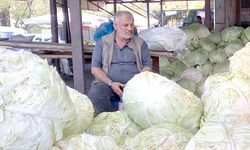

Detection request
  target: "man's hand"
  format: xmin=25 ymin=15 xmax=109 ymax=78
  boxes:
xmin=111 ymin=82 xmax=125 ymax=97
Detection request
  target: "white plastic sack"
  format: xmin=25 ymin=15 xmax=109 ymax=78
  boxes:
xmin=139 ymin=27 xmax=187 ymax=52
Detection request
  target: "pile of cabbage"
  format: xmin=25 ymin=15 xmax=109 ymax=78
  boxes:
xmin=0 ymin=47 xmax=204 ymax=149
xmin=160 ymin=24 xmax=250 ymax=97
xmin=2 ymin=42 xmax=250 ymax=149
xmin=186 ymin=42 xmax=250 ymax=149
xmin=0 ymin=47 xmax=94 ymax=149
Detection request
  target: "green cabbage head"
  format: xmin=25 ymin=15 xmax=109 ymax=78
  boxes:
xmin=56 ymin=133 xmax=119 ymax=150
xmin=185 ymin=122 xmax=250 ymax=150
xmin=125 ymin=123 xmax=193 ymax=150
xmin=241 ymin=26 xmax=250 ymax=45
xmin=186 ymin=49 xmax=208 ymax=66
xmin=229 ymin=42 xmax=250 ymax=77
xmin=189 ymin=23 xmax=211 ymax=38
xmin=63 ymin=87 xmax=94 ymax=138
xmin=123 ymin=71 xmax=203 ymax=133
xmin=222 ymin=26 xmax=244 ymax=42
xmin=87 ymin=111 xmax=142 ymax=145
xmin=201 ymin=72 xmax=250 ymax=125
xmin=224 ymin=39 xmax=243 ymax=57
xmin=199 ymin=38 xmax=216 ymax=53
xmin=207 ymin=32 xmax=222 ymax=44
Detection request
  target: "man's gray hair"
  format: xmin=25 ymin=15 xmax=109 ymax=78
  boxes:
xmin=114 ymin=11 xmax=134 ymax=23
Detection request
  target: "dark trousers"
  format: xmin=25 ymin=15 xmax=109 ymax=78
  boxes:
xmin=87 ymin=82 xmax=120 ymax=116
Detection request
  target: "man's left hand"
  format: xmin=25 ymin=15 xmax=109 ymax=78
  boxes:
xmin=111 ymin=82 xmax=125 ymax=97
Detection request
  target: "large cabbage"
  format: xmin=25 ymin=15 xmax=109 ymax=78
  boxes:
xmin=203 ymin=72 xmax=232 ymax=93
xmin=180 ymin=27 xmax=196 ymax=41
xmin=185 ymin=122 xmax=250 ymax=150
xmin=186 ymin=49 xmax=208 ymax=66
xmin=241 ymin=26 xmax=250 ymax=45
xmin=208 ymin=48 xmax=227 ymax=63
xmin=87 ymin=111 xmax=141 ymax=145
xmin=229 ymin=42 xmax=250 ymax=77
xmin=213 ymin=61 xmax=229 ymax=74
xmin=201 ymin=74 xmax=250 ymax=125
xmin=201 ymin=62 xmax=213 ymax=76
xmin=207 ymin=32 xmax=222 ymax=44
xmin=0 ymin=48 xmax=75 ymax=149
xmin=221 ymin=26 xmax=244 ymax=42
xmin=224 ymin=40 xmax=244 ymax=57
xmin=125 ymin=123 xmax=193 ymax=150
xmin=55 ymin=133 xmax=119 ymax=150
xmin=180 ymin=67 xmax=203 ymax=83
xmin=0 ymin=112 xmax=60 ymax=150
xmin=123 ymin=71 xmax=203 ymax=133
xmin=63 ymin=87 xmax=94 ymax=138
xmin=199 ymin=38 xmax=216 ymax=53
xmin=159 ymin=57 xmax=187 ymax=79
xmin=189 ymin=23 xmax=211 ymax=38
xmin=177 ymin=78 xmax=197 ymax=93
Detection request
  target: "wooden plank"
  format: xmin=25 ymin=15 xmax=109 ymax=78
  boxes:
xmin=69 ymin=0 xmax=86 ymax=94
xmin=38 ymin=54 xmax=73 ymax=59
xmin=0 ymin=41 xmax=176 ymax=76
xmin=0 ymin=41 xmax=72 ymax=51
xmin=37 ymin=54 xmax=92 ymax=59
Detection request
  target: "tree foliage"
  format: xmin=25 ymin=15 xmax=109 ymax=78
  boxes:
xmin=0 ymin=0 xmax=50 ymax=27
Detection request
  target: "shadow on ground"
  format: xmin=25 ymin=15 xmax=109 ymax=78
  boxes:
xmin=60 ymin=63 xmax=94 ymax=94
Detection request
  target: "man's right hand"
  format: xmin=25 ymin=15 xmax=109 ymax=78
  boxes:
xmin=111 ymin=82 xmax=125 ymax=97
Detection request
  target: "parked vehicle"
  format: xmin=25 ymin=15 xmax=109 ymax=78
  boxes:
xmin=0 ymin=26 xmax=27 ymax=40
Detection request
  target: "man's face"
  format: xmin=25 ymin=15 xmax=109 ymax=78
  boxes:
xmin=114 ymin=15 xmax=134 ymax=39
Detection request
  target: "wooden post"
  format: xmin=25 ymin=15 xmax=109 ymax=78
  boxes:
xmin=62 ymin=0 xmax=71 ymax=43
xmin=50 ymin=0 xmax=60 ymax=72
xmin=235 ymin=0 xmax=241 ymax=26
xmin=69 ymin=0 xmax=86 ymax=94
xmin=205 ymin=0 xmax=211 ymax=29
xmin=146 ymin=0 xmax=150 ymax=28
xmin=113 ymin=0 xmax=117 ymax=13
